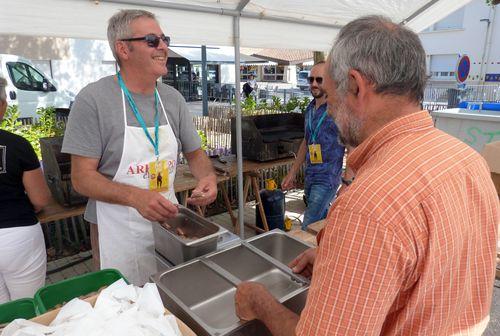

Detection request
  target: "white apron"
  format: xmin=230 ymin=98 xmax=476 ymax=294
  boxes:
xmin=96 ymin=89 xmax=178 ymax=285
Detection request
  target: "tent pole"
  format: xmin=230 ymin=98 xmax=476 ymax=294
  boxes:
xmin=233 ymin=15 xmax=244 ymax=239
xmin=201 ymin=45 xmax=208 ymax=116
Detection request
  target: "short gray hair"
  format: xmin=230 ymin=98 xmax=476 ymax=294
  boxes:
xmin=107 ymin=9 xmax=157 ymax=63
xmin=0 ymin=76 xmax=7 ymax=103
xmin=329 ymin=15 xmax=427 ymax=103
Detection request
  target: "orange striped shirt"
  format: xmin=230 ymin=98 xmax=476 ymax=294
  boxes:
xmin=296 ymin=111 xmax=499 ymax=335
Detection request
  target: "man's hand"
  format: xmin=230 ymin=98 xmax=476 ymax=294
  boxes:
xmin=281 ymin=172 xmax=296 ymax=191
xmin=129 ymin=188 xmax=179 ymax=221
xmin=288 ymin=248 xmax=316 ymax=279
xmin=187 ymin=174 xmax=217 ymax=206
xmin=236 ymin=282 xmax=301 ymax=336
xmin=235 ymin=282 xmax=272 ymax=321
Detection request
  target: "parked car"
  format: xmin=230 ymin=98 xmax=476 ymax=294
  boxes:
xmin=0 ymin=54 xmax=74 ymax=119
xmin=297 ymin=70 xmax=310 ymax=91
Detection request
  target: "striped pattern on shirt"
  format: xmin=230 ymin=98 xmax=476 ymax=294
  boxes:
xmin=296 ymin=111 xmax=499 ymax=335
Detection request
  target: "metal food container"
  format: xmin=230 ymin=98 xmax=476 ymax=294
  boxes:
xmin=152 ymin=230 xmax=311 ymax=336
xmin=153 ymin=206 xmax=227 ymax=265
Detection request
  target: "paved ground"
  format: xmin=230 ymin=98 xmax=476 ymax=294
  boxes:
xmin=46 ymin=190 xmax=500 ymax=334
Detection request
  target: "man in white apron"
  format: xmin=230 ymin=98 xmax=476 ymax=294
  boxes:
xmin=62 ymin=9 xmax=217 ymax=285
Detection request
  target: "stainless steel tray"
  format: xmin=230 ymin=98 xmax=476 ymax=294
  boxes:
xmin=153 ymin=205 xmax=227 ymax=265
xmin=152 ymin=230 xmax=311 ymax=336
xmin=247 ymin=229 xmax=313 ymax=265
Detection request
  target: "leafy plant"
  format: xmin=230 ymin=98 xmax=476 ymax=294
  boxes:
xmin=271 ymin=96 xmax=282 ymax=110
xmin=0 ymin=105 xmax=23 ymax=135
xmin=299 ymin=96 xmax=311 ymax=114
xmin=0 ymin=105 xmax=65 ymax=158
xmin=284 ymin=97 xmax=299 ymax=112
xmin=32 ymin=107 xmax=65 ymax=138
xmin=231 ymin=95 xmax=311 ymax=116
xmin=486 ymin=0 xmax=499 ymax=6
xmin=197 ymin=130 xmax=208 ymax=150
xmin=241 ymin=96 xmax=257 ymax=113
xmin=256 ymin=99 xmax=269 ymax=110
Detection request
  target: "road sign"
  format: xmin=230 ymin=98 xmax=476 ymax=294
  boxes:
xmin=456 ymin=55 xmax=470 ymax=83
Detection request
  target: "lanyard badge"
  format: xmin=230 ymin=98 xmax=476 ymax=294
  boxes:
xmin=148 ymin=159 xmax=169 ymax=192
xmin=117 ymin=72 xmax=168 ymax=191
xmin=308 ymin=108 xmax=327 ymax=164
xmin=117 ymin=72 xmax=160 ymax=157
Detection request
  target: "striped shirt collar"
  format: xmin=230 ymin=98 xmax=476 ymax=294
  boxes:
xmin=348 ymin=110 xmax=433 ymax=172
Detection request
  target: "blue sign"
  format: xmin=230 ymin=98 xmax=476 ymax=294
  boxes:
xmin=456 ymin=55 xmax=470 ymax=83
xmin=485 ymin=73 xmax=500 ymax=82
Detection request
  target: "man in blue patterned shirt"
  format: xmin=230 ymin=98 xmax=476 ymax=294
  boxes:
xmin=282 ymin=61 xmax=346 ymax=229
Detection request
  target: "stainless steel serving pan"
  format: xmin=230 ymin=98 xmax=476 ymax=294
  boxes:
xmin=152 ymin=229 xmax=312 ymax=336
xmin=153 ymin=205 xmax=227 ymax=265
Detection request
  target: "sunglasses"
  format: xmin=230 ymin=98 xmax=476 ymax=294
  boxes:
xmin=120 ymin=34 xmax=171 ymax=48
xmin=308 ymin=76 xmax=323 ymax=84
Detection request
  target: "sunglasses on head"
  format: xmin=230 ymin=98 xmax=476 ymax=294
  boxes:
xmin=120 ymin=34 xmax=170 ymax=48
xmin=308 ymin=76 xmax=323 ymax=84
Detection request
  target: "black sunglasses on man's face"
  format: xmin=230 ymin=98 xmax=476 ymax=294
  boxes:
xmin=308 ymin=76 xmax=323 ymax=84
xmin=120 ymin=34 xmax=170 ymax=48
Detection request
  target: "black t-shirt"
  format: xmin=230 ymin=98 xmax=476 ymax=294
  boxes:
xmin=0 ymin=130 xmax=40 ymax=228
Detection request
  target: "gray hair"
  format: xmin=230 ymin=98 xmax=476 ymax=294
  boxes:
xmin=107 ymin=9 xmax=157 ymax=63
xmin=0 ymin=76 xmax=7 ymax=103
xmin=329 ymin=15 xmax=427 ymax=103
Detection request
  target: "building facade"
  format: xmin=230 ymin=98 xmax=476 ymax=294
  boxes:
xmin=419 ymin=0 xmax=500 ymax=86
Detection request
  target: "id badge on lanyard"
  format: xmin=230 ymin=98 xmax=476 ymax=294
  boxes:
xmin=308 ymin=108 xmax=327 ymax=165
xmin=149 ymin=158 xmax=169 ymax=192
xmin=308 ymin=144 xmax=323 ymax=164
xmin=118 ymin=72 xmax=170 ymax=192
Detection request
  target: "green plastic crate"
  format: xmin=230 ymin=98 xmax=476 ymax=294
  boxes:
xmin=0 ymin=298 xmax=37 ymax=324
xmin=34 ymin=268 xmax=126 ymax=314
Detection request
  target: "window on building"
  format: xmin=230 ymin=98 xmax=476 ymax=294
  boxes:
xmin=429 ymin=54 xmax=459 ymax=80
xmin=240 ymin=65 xmax=258 ymax=81
xmin=423 ymin=7 xmax=465 ymax=32
xmin=262 ymin=65 xmax=285 ymax=81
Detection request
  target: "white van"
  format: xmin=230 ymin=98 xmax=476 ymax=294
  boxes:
xmin=0 ymin=54 xmax=74 ymax=119
xmin=297 ymin=70 xmax=310 ymax=91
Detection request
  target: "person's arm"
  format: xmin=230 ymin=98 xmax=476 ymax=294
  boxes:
xmin=184 ymin=149 xmax=217 ymax=206
xmin=282 ymin=139 xmax=307 ymax=190
xmin=71 ymin=155 xmax=178 ymax=221
xmin=23 ymin=168 xmax=51 ymax=213
xmin=235 ymin=282 xmax=300 ymax=336
xmin=295 ymin=210 xmax=409 ymax=335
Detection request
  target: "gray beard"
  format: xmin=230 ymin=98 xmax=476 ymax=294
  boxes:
xmin=332 ymin=99 xmax=362 ymax=148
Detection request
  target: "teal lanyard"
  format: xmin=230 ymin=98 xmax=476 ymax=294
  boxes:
xmin=308 ymin=107 xmax=327 ymax=144
xmin=117 ymin=72 xmax=160 ymax=157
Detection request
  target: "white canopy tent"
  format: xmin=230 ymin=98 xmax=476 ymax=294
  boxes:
xmin=0 ymin=0 xmax=473 ymax=237
xmin=1 ymin=0 xmax=473 ymax=50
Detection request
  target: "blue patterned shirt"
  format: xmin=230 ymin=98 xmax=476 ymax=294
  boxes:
xmin=304 ymin=100 xmax=345 ymax=188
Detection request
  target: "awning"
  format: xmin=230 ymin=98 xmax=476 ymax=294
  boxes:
xmin=0 ymin=0 xmax=474 ymax=237
xmin=0 ymin=0 xmax=473 ymax=50
xmin=169 ymin=46 xmax=269 ymax=64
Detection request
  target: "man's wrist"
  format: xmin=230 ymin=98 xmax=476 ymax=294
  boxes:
xmin=252 ymin=288 xmax=275 ymax=321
